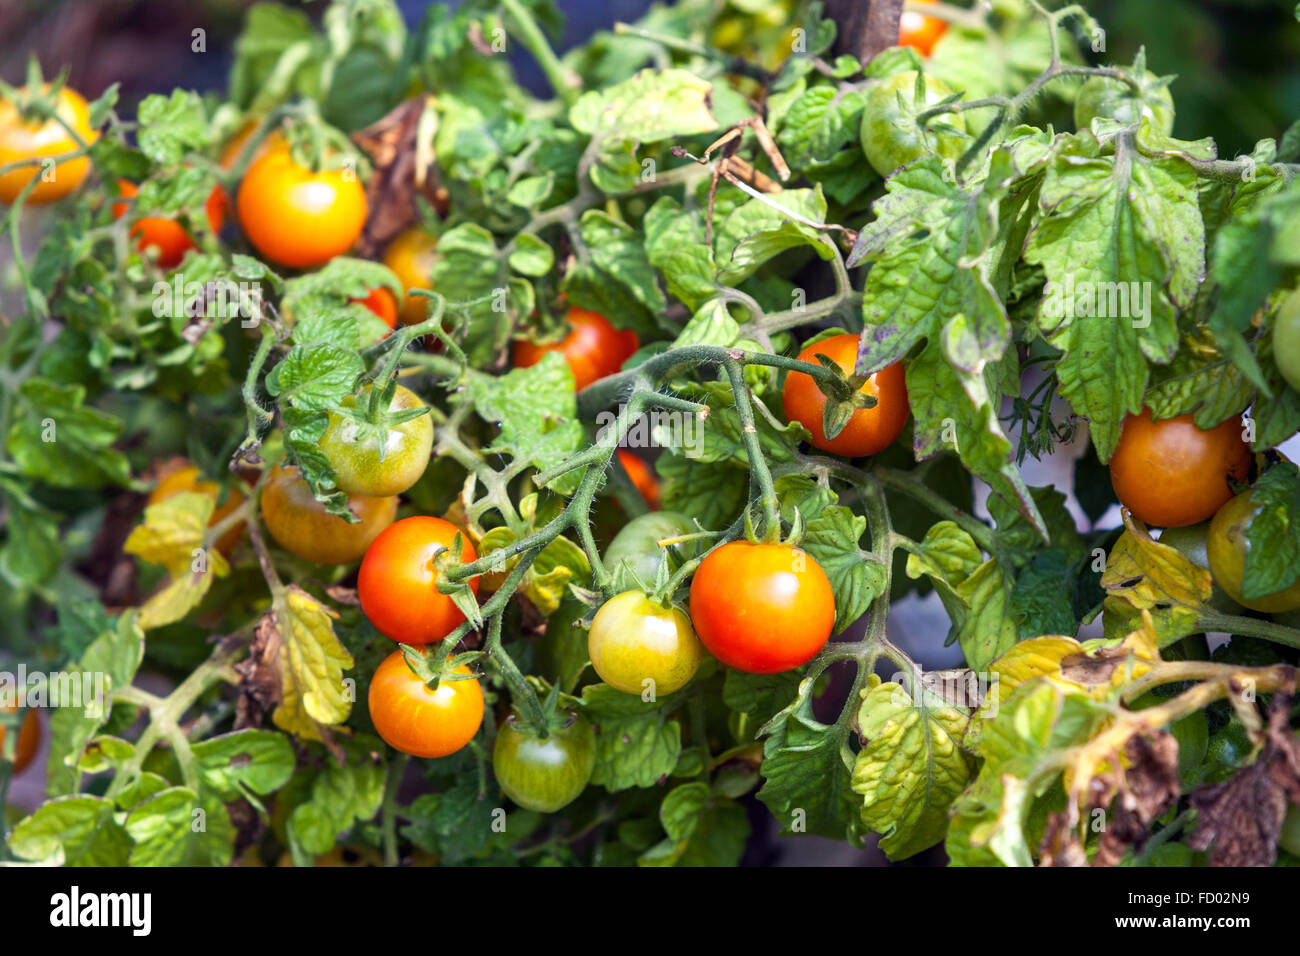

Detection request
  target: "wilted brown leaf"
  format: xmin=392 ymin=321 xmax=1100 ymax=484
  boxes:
xmin=233 ymin=611 xmax=281 ymax=730
xmin=351 ymin=98 xmax=448 ymax=257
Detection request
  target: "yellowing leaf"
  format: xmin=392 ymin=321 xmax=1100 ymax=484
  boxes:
xmin=125 ymin=493 xmax=229 ymax=630
xmin=1101 ymin=512 xmax=1210 ymax=644
xmin=272 ymin=586 xmax=353 ymax=740
xmin=851 ymin=675 xmax=974 ymax=860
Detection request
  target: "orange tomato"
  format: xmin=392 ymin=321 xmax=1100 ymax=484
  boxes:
xmin=899 ymin=0 xmax=947 ymax=57
xmin=512 ymin=307 xmax=640 ymax=391
xmin=0 ymin=85 xmax=99 ymax=204
xmin=112 ymin=180 xmax=227 ymax=268
xmin=382 ymin=227 xmax=440 ymax=325
xmin=368 ymin=651 xmax=484 ymax=758
xmin=1108 ymin=409 xmax=1251 ymax=528
xmin=0 ymin=706 xmax=40 ymax=774
xmin=782 ymin=334 xmax=909 ymax=457
xmin=236 ymin=145 xmax=367 ymax=268
xmin=617 ymin=450 xmax=660 ymax=510
xmin=352 ymin=286 xmax=398 ymax=330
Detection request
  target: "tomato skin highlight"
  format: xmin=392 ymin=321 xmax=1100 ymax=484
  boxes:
xmin=383 ymin=227 xmax=440 ymax=325
xmin=898 ymin=0 xmax=947 ymax=56
xmin=368 ymin=651 xmax=483 ymax=758
xmin=260 ymin=462 xmax=397 ymax=566
xmin=616 ymin=450 xmax=660 ymax=509
xmin=589 ymin=590 xmax=703 ymax=696
xmin=1108 ymin=409 xmax=1250 ymax=528
xmin=0 ymin=706 xmax=40 ymax=774
xmin=512 ymin=307 xmax=640 ymax=391
xmin=1207 ymin=490 xmax=1300 ymax=613
xmin=492 ymin=711 xmax=595 ymax=813
xmin=0 ymin=85 xmax=99 ymax=204
xmin=236 ymin=145 xmax=367 ymax=268
xmin=689 ymin=541 xmax=836 ymax=674
xmin=782 ymin=334 xmax=909 ymax=457
xmin=318 ymin=384 xmax=433 ymax=498
xmin=358 ymin=516 xmax=479 ymax=645
xmin=149 ymin=462 xmax=246 ymax=555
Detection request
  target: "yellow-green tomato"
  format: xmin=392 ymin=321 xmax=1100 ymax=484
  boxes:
xmin=319 ymin=384 xmax=433 ymax=498
xmin=1207 ymin=490 xmax=1300 ymax=613
xmin=492 ymin=710 xmax=595 ymax=813
xmin=859 ymin=70 xmax=967 ymax=178
xmin=588 ymin=590 xmax=703 ymax=697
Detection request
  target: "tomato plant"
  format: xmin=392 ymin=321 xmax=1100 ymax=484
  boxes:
xmin=512 ymin=307 xmax=640 ymax=390
xmin=5 ymin=0 xmax=1300 ymax=875
xmin=690 ymin=541 xmax=835 ymax=674
xmin=859 ymin=70 xmax=966 ymax=177
xmin=368 ymin=651 xmax=483 ymax=758
xmin=0 ymin=83 xmax=98 ymax=204
xmin=589 ymin=590 xmax=703 ymax=695
xmin=260 ymin=461 xmax=397 ymax=565
xmin=236 ymin=143 xmax=368 ymax=267
xmin=782 ymin=333 xmax=909 ymax=456
xmin=492 ymin=708 xmax=596 ymax=813
xmin=358 ymin=516 xmax=479 ymax=645
xmin=1108 ymin=409 xmax=1251 ymax=528
xmin=319 ymin=384 xmax=434 ymax=497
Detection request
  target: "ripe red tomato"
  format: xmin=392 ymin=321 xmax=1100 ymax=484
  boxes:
xmin=113 ymin=180 xmax=227 ymax=268
xmin=689 ymin=541 xmax=836 ymax=674
xmin=358 ymin=516 xmax=479 ymax=644
xmin=1206 ymin=489 xmax=1300 ymax=613
xmin=589 ymin=590 xmax=703 ymax=695
xmin=368 ymin=651 xmax=483 ymax=758
xmin=782 ymin=334 xmax=909 ymax=457
xmin=383 ymin=227 xmax=440 ymax=325
xmin=260 ymin=462 xmax=397 ymax=566
xmin=0 ymin=85 xmax=99 ymax=204
xmin=149 ymin=460 xmax=246 ymax=555
xmin=236 ymin=145 xmax=367 ymax=268
xmin=616 ymin=450 xmax=660 ymax=509
xmin=1108 ymin=409 xmax=1250 ymax=528
xmin=512 ymin=307 xmax=639 ymax=391
xmin=0 ymin=706 xmax=40 ymax=774
xmin=352 ymin=287 xmax=398 ymax=330
xmin=492 ymin=709 xmax=596 ymax=813
xmin=898 ymin=0 xmax=947 ymax=56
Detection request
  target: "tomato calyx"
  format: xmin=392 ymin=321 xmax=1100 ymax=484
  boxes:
xmin=507 ymin=683 xmax=581 ymax=740
xmin=431 ymin=531 xmax=483 ymax=626
xmin=399 ymin=646 xmax=482 ymax=691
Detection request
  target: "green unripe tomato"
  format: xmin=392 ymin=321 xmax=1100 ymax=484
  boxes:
xmin=1207 ymin=490 xmax=1300 ymax=613
xmin=603 ymin=510 xmax=699 ymax=585
xmin=1157 ymin=522 xmax=1245 ymax=614
xmin=1074 ymin=70 xmax=1174 ymax=136
xmin=318 ymin=384 xmax=434 ymax=498
xmin=860 ymin=70 xmax=967 ymax=178
xmin=1272 ymin=289 xmax=1300 ymax=393
xmin=492 ymin=710 xmax=596 ymax=814
xmin=588 ymin=590 xmax=704 ymax=696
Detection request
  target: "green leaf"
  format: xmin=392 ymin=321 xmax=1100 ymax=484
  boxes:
xmin=6 ymin=378 xmax=130 ymax=488
xmin=191 ymin=730 xmax=297 ymax=800
xmin=714 ymin=187 xmax=833 ymax=285
xmin=287 ymin=737 xmax=386 ymax=855
xmin=135 ymin=90 xmax=212 ymax=165
xmin=267 ymin=344 xmax=364 ymax=411
xmin=851 ymin=676 xmax=974 ymax=860
xmin=124 ymin=787 xmax=235 ymax=866
xmin=1242 ymin=463 xmax=1300 ymax=597
xmin=570 ymin=67 xmax=717 ymax=145
xmin=462 ymin=353 xmax=586 ymax=495
xmin=644 ymin=196 xmax=717 ymax=311
xmin=508 ymin=233 xmax=555 ymax=277
xmin=9 ymin=795 xmax=132 ymax=865
xmin=801 ymin=505 xmax=886 ymax=634
xmin=578 ymin=209 xmax=667 ymax=316
xmin=581 ymin=682 xmax=683 ymax=790
xmin=638 ymin=782 xmax=748 ymax=866
xmin=756 ymin=673 xmax=861 ymax=842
